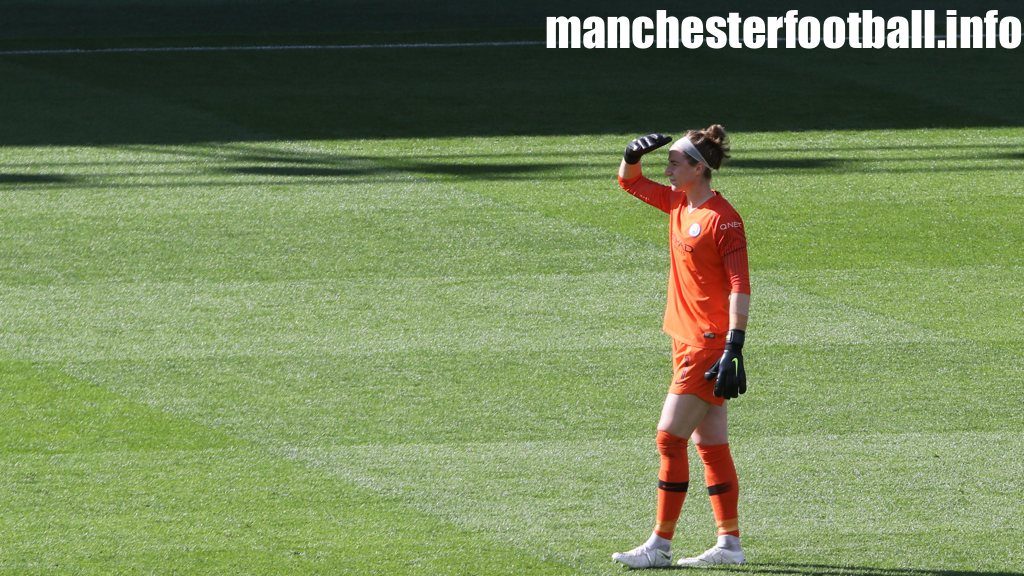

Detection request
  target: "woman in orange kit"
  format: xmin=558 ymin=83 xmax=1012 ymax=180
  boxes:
xmin=611 ymin=126 xmax=750 ymax=569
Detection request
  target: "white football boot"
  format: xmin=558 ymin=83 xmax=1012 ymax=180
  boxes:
xmin=611 ymin=544 xmax=673 ymax=569
xmin=676 ymin=545 xmax=745 ymax=567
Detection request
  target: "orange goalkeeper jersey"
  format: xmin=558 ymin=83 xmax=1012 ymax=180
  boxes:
xmin=619 ymin=174 xmax=750 ymax=349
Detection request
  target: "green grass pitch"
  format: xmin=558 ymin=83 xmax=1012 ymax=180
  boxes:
xmin=1 ymin=4 xmax=1023 ymax=575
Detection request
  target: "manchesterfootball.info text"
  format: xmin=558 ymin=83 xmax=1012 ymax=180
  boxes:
xmin=547 ymin=10 xmax=1023 ymax=49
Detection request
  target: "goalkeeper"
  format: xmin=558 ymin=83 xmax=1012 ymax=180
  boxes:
xmin=612 ymin=125 xmax=751 ymax=569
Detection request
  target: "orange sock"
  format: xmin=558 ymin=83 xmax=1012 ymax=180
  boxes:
xmin=654 ymin=430 xmax=689 ymax=540
xmin=696 ymin=443 xmax=740 ymax=537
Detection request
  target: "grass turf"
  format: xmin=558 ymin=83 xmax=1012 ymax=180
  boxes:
xmin=1 ymin=6 xmax=1023 ymax=573
xmin=1 ymin=129 xmax=1022 ymax=575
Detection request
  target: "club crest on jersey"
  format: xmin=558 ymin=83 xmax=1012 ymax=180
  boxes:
xmin=688 ymin=223 xmax=701 ymax=237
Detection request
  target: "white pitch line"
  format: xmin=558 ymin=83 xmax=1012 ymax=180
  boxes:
xmin=0 ymin=40 xmax=545 ymax=57
xmin=0 ymin=36 xmax=975 ymax=56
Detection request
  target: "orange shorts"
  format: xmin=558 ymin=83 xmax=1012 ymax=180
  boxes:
xmin=671 ymin=339 xmax=726 ymax=406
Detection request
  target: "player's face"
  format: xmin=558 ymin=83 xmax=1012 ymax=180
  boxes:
xmin=665 ymin=150 xmax=702 ymax=192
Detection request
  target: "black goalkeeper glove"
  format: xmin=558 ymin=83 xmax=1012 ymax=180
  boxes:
xmin=704 ymin=329 xmax=747 ymax=399
xmin=623 ymin=133 xmax=672 ymax=165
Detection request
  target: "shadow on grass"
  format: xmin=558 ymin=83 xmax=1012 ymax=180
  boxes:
xmin=991 ymin=152 xmax=1024 ymax=160
xmin=713 ymin=563 xmax=1024 ymax=576
xmin=215 ymin=144 xmax=1024 ymax=181
xmin=223 ymin=161 xmax=577 ymax=180
xmin=0 ymin=173 xmax=78 ymax=184
xmin=226 ymin=166 xmax=374 ymax=178
xmin=4 ymin=143 xmax=1021 ymax=191
xmin=728 ymin=159 xmax=849 ymax=170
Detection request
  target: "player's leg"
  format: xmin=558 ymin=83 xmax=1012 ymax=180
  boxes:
xmin=655 ymin=392 xmax=712 ymax=541
xmin=612 ymin=393 xmax=711 ymax=569
xmin=678 ymin=403 xmax=745 ymax=566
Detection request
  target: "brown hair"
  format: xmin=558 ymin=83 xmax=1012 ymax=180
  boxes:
xmin=683 ymin=124 xmax=730 ymax=179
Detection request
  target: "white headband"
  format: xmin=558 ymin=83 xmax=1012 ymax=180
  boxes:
xmin=669 ymin=137 xmax=713 ymax=171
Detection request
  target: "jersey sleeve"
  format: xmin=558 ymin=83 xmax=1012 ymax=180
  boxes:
xmin=713 ymin=214 xmax=751 ymax=295
xmin=617 ymin=174 xmax=673 ymax=214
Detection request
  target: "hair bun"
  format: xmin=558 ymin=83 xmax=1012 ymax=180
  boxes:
xmin=703 ymin=124 xmax=728 ymax=146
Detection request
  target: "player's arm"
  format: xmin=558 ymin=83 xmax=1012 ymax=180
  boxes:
xmin=619 ymin=157 xmax=641 ymax=180
xmin=617 ymin=133 xmax=674 ymax=213
xmin=706 ymin=222 xmax=751 ymax=398
xmin=706 ymin=293 xmax=751 ymax=400
xmin=729 ymin=292 xmax=749 ymax=332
